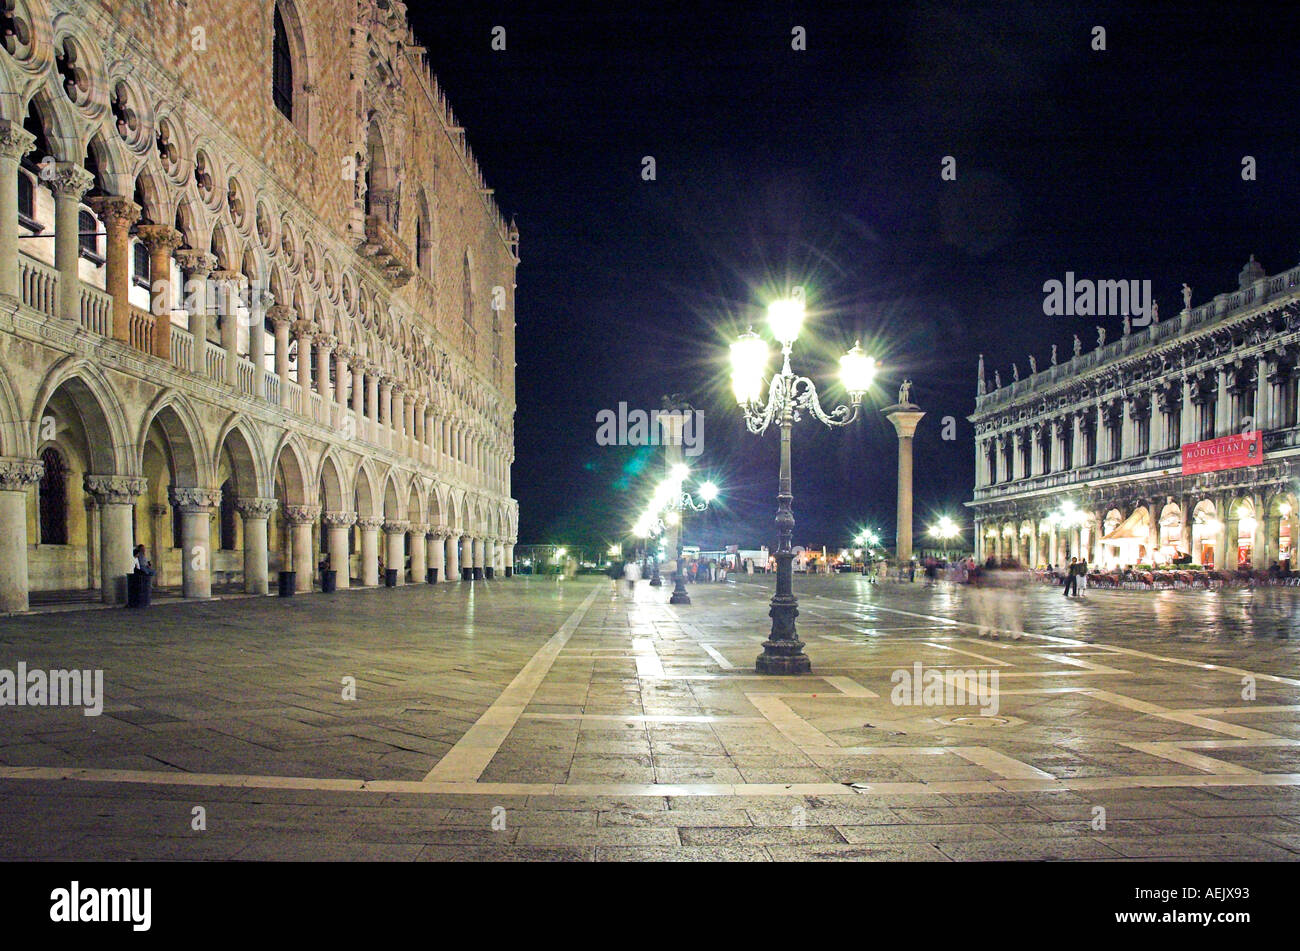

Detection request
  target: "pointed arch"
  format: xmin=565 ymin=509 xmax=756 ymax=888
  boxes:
xmin=138 ymin=389 xmax=213 ymax=488
xmin=270 ymin=431 xmax=310 ymax=505
xmin=213 ymin=414 xmax=267 ymax=499
xmin=31 ymin=358 xmax=133 ymax=474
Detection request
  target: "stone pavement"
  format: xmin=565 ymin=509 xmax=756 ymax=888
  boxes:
xmin=3 ymin=574 xmax=1300 ymax=860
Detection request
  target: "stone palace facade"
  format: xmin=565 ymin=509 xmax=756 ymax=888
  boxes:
xmin=0 ymin=0 xmax=519 ymax=611
xmin=969 ymin=256 xmax=1300 ymax=572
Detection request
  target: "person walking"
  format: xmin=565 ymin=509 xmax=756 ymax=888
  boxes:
xmin=1076 ymin=556 xmax=1089 ymax=596
xmin=1063 ymin=557 xmax=1078 ymax=597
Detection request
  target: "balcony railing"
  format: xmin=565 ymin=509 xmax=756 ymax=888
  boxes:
xmin=170 ymin=324 xmax=193 ymax=372
xmin=79 ymin=284 xmax=112 ymax=337
xmin=263 ymin=372 xmax=280 ymax=405
xmin=128 ymin=306 xmax=154 ymax=355
xmin=236 ymin=358 xmax=256 ymax=397
xmin=204 ymin=340 xmax=226 ymax=382
xmin=19 ymin=255 xmax=58 ymax=318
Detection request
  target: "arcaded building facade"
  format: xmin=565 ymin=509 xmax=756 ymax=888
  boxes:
xmin=0 ymin=0 xmax=519 ymax=611
xmin=969 ymin=256 xmax=1300 ymax=572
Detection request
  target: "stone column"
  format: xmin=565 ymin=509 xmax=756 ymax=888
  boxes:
xmin=87 ymin=196 xmax=141 ymax=342
xmin=445 ymin=533 xmax=461 ymax=581
xmin=51 ymin=163 xmax=94 ymax=324
xmin=883 ymin=401 xmax=926 ymax=564
xmin=384 ymin=520 xmax=408 ymax=585
xmin=0 ymin=458 xmax=43 ymax=612
xmin=334 ymin=348 xmax=351 ymax=410
xmin=322 ymin=511 xmax=356 ymax=589
xmin=175 ymin=249 xmax=216 ymax=343
xmin=315 ymin=333 xmax=335 ymax=409
xmin=293 ymin=319 xmax=314 ymax=393
xmin=267 ymin=306 xmax=294 ymax=404
xmin=136 ymin=224 xmax=183 ymax=359
xmin=1215 ymin=366 xmax=1231 ymax=437
xmin=427 ymin=529 xmax=445 ymax=582
xmin=484 ymin=537 xmax=496 ymax=579
xmin=504 ymin=541 xmax=515 ymax=577
xmin=85 ymin=475 xmax=148 ymax=604
xmin=170 ymin=487 xmax=220 ymax=599
xmin=408 ymin=523 xmax=426 ymax=583
xmin=212 ymin=270 xmax=244 ymax=385
xmin=357 ymin=516 xmax=383 ymax=586
xmin=0 ymin=122 xmax=35 ymax=301
xmin=391 ymin=385 xmax=406 ymax=453
xmin=472 ymin=536 xmax=485 ymax=581
xmin=284 ymin=504 xmax=320 ymax=592
xmin=380 ymin=379 xmax=393 ymax=449
xmin=84 ymin=495 xmax=99 ymax=590
xmin=367 ymin=369 xmax=381 ymax=437
xmin=352 ymin=361 xmax=366 ymax=420
xmin=405 ymin=397 xmax=417 ymax=457
xmin=235 ymin=497 xmax=275 ymax=594
xmin=148 ymin=502 xmax=167 ymax=574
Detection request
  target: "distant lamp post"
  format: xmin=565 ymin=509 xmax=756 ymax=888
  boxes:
xmin=637 ymin=470 xmax=719 ymax=604
xmin=731 ymin=297 xmax=876 ymax=674
xmin=928 ymin=516 xmax=960 ymax=552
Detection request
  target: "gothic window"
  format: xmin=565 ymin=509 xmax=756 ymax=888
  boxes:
xmin=38 ymin=447 xmax=67 ymax=545
xmin=272 ymin=4 xmax=294 ymax=121
xmin=16 ymin=169 xmax=37 ymax=230
xmin=133 ymin=241 xmax=150 ymax=289
xmin=78 ymin=209 xmax=103 ymax=264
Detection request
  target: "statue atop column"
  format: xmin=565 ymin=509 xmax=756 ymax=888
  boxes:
xmin=1050 ymin=344 xmax=1058 ymax=366
xmin=1073 ymin=334 xmax=1082 ymax=358
xmin=1096 ymin=326 xmax=1106 ymax=348
xmin=1028 ymin=354 xmax=1036 ymax=375
xmin=898 ymin=379 xmax=913 ymax=405
xmin=1182 ymin=283 xmax=1192 ymax=311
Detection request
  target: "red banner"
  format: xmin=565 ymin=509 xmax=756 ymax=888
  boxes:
xmin=1181 ymin=431 xmax=1263 ymax=475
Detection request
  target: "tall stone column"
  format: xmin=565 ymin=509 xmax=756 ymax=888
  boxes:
xmin=322 ymin=511 xmax=356 ymax=589
xmin=84 ymin=495 xmax=99 ymax=590
xmin=85 ymin=475 xmax=148 ymax=604
xmin=212 ymin=270 xmax=244 ymax=385
xmin=472 ymin=536 xmax=485 ymax=581
xmin=352 ymin=361 xmax=366 ymax=421
xmin=175 ymin=249 xmax=216 ymax=343
xmin=358 ymin=516 xmax=383 ymax=586
xmin=883 ymin=399 xmax=926 ymax=564
xmin=171 ymin=487 xmax=220 ymax=599
xmin=315 ymin=333 xmax=335 ymax=409
xmin=235 ymin=497 xmax=275 ymax=594
xmin=334 ymin=348 xmax=351 ymax=410
xmin=484 ymin=537 xmax=496 ymax=579
xmin=391 ymin=385 xmax=406 ymax=452
xmin=445 ymin=533 xmax=461 ymax=581
xmin=408 ymin=523 xmax=426 ymax=584
xmin=505 ymin=541 xmax=515 ymax=577
xmin=0 ymin=458 xmax=43 ymax=613
xmin=136 ymin=224 xmax=183 ymax=360
xmin=87 ymin=196 xmax=141 ymax=342
xmin=293 ymin=319 xmax=314 ymax=393
xmin=405 ymin=398 xmax=417 ymax=456
xmin=267 ymin=306 xmax=293 ymax=404
xmin=51 ymin=163 xmax=94 ymax=324
xmin=148 ymin=503 xmax=167 ymax=575
xmin=427 ymin=529 xmax=445 ymax=582
xmin=0 ymin=122 xmax=35 ymax=301
xmin=284 ymin=504 xmax=320 ymax=592
xmin=384 ymin=520 xmax=408 ymax=585
xmin=366 ymin=368 xmax=380 ymax=438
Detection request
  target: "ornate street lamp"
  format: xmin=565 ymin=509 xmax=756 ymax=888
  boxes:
xmin=661 ymin=469 xmax=719 ymax=605
xmin=731 ymin=297 xmax=876 ymax=673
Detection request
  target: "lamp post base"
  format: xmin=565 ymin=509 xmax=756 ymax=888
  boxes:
xmin=669 ymin=587 xmax=691 ymax=605
xmin=756 ymin=598 xmax=809 ymax=673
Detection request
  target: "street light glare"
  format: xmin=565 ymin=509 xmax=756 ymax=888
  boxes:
xmin=730 ymin=329 xmax=769 ymax=405
xmin=671 ymin=462 xmax=690 ymax=481
xmin=839 ymin=340 xmax=876 ymax=400
xmin=767 ymin=298 xmax=805 ymax=346
xmin=699 ymin=480 xmax=719 ymax=502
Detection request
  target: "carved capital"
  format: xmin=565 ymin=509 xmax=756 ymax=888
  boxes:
xmin=170 ymin=486 xmax=222 ymax=513
xmin=136 ymin=223 xmax=184 ymax=255
xmin=87 ymin=196 xmax=141 ymax=230
xmin=322 ymin=510 xmax=358 ymax=528
xmin=0 ymin=122 xmax=35 ymax=161
xmin=408 ymin=522 xmax=428 ymax=535
xmin=266 ymin=304 xmax=295 ymax=329
xmin=291 ymin=318 xmax=316 ymax=339
xmin=282 ymin=503 xmax=322 ymax=524
xmin=50 ymin=162 xmax=94 ymax=199
xmin=314 ymin=333 xmax=337 ymax=353
xmin=0 ymin=457 xmax=44 ymax=491
xmin=235 ymin=497 xmax=278 ymax=520
xmin=85 ymin=474 xmax=148 ymax=505
xmin=383 ymin=519 xmax=410 ymax=535
xmin=357 ymin=516 xmax=385 ymax=531
xmin=175 ymin=249 xmax=217 ymax=278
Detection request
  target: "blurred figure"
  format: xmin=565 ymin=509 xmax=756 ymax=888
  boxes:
xmin=972 ymin=562 xmax=1025 ymax=640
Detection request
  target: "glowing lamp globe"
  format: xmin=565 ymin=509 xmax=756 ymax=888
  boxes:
xmin=730 ymin=329 xmax=768 ymax=405
xmin=699 ymin=481 xmax=719 ymax=502
xmin=767 ymin=298 xmax=805 ymax=346
xmin=839 ymin=341 xmax=875 ymax=400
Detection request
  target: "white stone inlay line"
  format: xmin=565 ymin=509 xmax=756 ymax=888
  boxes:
xmin=422 ymin=586 xmax=600 ymax=783
xmin=700 ymin=643 xmax=736 ymax=669
xmin=633 ymin=636 xmax=665 ymax=677
xmin=950 ymin=746 xmax=1056 ymax=780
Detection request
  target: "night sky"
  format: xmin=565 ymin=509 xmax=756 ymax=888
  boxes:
xmin=407 ymin=1 xmax=1300 ymax=552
